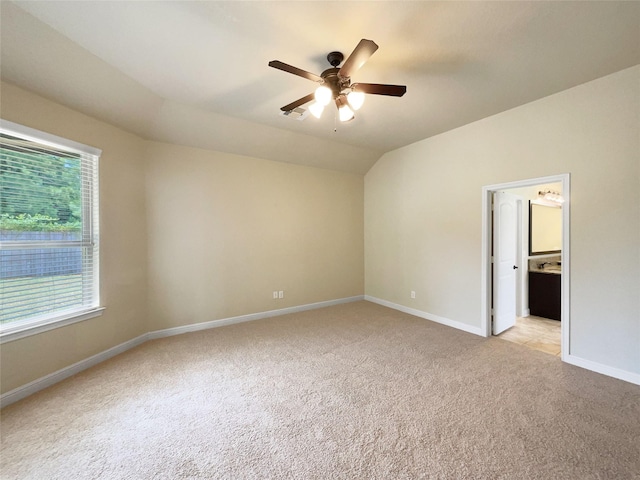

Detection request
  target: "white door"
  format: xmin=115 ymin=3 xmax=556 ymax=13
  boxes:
xmin=492 ymin=191 xmax=518 ymax=335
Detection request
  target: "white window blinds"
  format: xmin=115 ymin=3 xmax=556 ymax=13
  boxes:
xmin=0 ymin=121 xmax=101 ymax=337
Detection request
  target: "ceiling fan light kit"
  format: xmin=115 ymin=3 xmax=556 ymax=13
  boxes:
xmin=269 ymin=39 xmax=406 ymax=123
xmin=308 ymin=102 xmax=324 ymax=119
xmin=347 ymin=91 xmax=365 ymax=111
xmin=314 ymin=85 xmax=333 ymax=106
xmin=336 ymin=94 xmax=355 ymax=122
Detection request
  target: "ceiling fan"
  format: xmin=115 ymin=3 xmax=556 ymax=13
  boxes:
xmin=269 ymin=39 xmax=406 ymax=122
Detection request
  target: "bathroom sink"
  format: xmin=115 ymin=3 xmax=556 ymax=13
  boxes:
xmin=529 ymin=259 xmax=562 ymax=274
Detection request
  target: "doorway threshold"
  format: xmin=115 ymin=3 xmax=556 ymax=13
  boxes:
xmin=497 ymin=316 xmax=561 ymax=356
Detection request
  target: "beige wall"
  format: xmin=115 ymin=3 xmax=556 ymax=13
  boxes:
xmin=0 ymin=82 xmax=364 ymax=394
xmin=2 ymin=64 xmax=638 ymax=395
xmin=365 ymin=66 xmax=640 ymax=375
xmin=1 ymin=81 xmax=149 ymax=392
xmin=145 ymin=142 xmax=364 ymax=330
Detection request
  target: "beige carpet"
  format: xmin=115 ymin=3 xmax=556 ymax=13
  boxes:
xmin=1 ymin=301 xmax=639 ymax=479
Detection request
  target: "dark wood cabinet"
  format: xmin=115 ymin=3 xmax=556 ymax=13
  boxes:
xmin=529 ymin=272 xmax=561 ymax=320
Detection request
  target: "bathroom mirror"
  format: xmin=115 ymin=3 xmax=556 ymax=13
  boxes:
xmin=529 ymin=202 xmax=562 ymax=255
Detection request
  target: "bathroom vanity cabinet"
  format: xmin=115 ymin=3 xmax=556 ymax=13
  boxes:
xmin=529 ymin=271 xmax=561 ymax=320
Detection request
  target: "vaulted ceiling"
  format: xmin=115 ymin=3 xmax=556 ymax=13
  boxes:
xmin=1 ymin=1 xmax=639 ymax=174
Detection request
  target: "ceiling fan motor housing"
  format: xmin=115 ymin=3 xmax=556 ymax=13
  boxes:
xmin=327 ymin=51 xmax=344 ymax=67
xmin=322 ymin=52 xmax=350 ymax=96
xmin=321 ymin=68 xmax=349 ymax=96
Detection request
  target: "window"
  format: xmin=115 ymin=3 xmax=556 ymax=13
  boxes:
xmin=0 ymin=120 xmax=102 ymax=341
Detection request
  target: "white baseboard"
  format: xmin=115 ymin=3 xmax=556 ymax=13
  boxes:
xmin=366 ymin=296 xmax=640 ymax=386
xmin=5 ymin=295 xmax=636 ymax=407
xmin=147 ymin=296 xmax=365 ymax=340
xmin=364 ymin=295 xmax=484 ymax=336
xmin=0 ymin=333 xmax=149 ymax=408
xmin=563 ymin=353 xmax=640 ymax=386
xmin=1 ymin=296 xmax=364 ymax=408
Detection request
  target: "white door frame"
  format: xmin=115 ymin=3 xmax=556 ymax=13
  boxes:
xmin=515 ymin=197 xmax=527 ymax=318
xmin=481 ymin=174 xmax=570 ymax=360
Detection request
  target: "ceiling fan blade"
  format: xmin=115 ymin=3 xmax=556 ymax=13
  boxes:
xmin=352 ymin=83 xmax=407 ymax=97
xmin=280 ymin=93 xmax=315 ymax=112
xmin=269 ymin=61 xmax=323 ymax=83
xmin=338 ymin=39 xmax=379 ymax=78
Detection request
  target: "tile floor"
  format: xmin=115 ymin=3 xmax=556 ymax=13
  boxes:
xmin=497 ymin=315 xmax=561 ymax=356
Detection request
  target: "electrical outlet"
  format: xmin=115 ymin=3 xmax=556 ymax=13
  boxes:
xmin=273 ymin=291 xmax=278 ymax=299
xmin=278 ymin=291 xmax=284 ymax=299
xmin=411 ymin=290 xmax=416 ymax=299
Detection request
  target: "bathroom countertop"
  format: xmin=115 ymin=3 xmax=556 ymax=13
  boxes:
xmin=529 ymin=266 xmax=561 ymax=275
xmin=528 ymin=256 xmax=562 ymax=275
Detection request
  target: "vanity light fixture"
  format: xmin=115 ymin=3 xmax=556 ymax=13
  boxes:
xmin=538 ymin=190 xmax=565 ymax=205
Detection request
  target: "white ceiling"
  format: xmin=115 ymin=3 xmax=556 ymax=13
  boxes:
xmin=1 ymin=1 xmax=639 ymax=174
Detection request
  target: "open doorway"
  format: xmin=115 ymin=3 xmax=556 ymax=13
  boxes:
xmin=481 ymin=174 xmax=570 ymax=360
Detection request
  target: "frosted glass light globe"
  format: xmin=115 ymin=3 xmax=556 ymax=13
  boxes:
xmin=308 ymin=102 xmax=324 ymax=119
xmin=315 ymin=86 xmax=332 ymax=106
xmin=347 ymin=91 xmax=365 ymax=110
xmin=338 ymin=104 xmax=355 ymax=122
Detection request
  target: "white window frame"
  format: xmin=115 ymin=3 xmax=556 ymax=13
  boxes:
xmin=0 ymin=120 xmax=104 ymax=343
